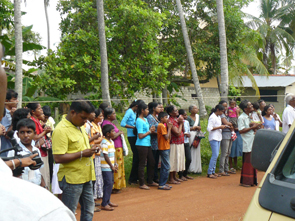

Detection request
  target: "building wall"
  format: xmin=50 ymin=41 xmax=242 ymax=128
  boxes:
xmin=242 ymin=87 xmax=285 ymax=113
xmin=285 ymin=83 xmax=295 ymax=95
xmin=134 ymin=86 xmax=220 ymax=110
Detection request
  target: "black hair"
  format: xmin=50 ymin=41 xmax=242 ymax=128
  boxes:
xmin=262 ymin=105 xmax=272 ymax=116
xmin=258 ymin=99 xmax=265 ymax=105
xmin=95 ymin=108 xmax=102 ymax=118
xmin=104 ymin=107 xmax=115 ymax=119
xmin=6 ymin=89 xmax=18 ymax=100
xmin=229 ymin=99 xmax=236 ymax=104
xmin=219 ymin=100 xmax=228 ymax=105
xmin=99 ymin=103 xmax=110 ymax=112
xmin=42 ymin=105 xmax=52 ymax=117
xmin=166 ymin=105 xmax=175 ymax=115
xmin=69 ymin=99 xmax=93 ymax=114
xmin=158 ymin=112 xmax=168 ymax=121
xmin=239 ymin=100 xmax=249 ymax=112
xmin=26 ymin=103 xmax=40 ymax=115
xmin=269 ymin=103 xmax=275 ymax=108
xmin=178 ymin=109 xmax=186 ymax=115
xmin=148 ymin=102 xmax=159 ymax=115
xmin=102 ymin=124 xmax=114 ymax=136
xmin=86 ymin=101 xmax=95 ymax=113
xmin=16 ymin=118 xmax=36 ymax=132
xmin=252 ymin=102 xmax=259 ymax=110
xmin=12 ymin=108 xmax=31 ymax=131
xmin=209 ymin=104 xmax=225 ymax=116
xmin=129 ymin=99 xmax=144 ymax=109
xmin=136 ymin=102 xmax=148 ymax=118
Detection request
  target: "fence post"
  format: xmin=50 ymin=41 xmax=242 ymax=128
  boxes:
xmin=54 ymin=107 xmax=59 ymax=123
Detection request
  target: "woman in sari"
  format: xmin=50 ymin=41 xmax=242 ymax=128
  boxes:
xmin=187 ymin=105 xmax=202 ymax=174
xmin=238 ymin=100 xmax=260 ymax=187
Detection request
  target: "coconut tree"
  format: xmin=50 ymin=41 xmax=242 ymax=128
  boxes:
xmin=96 ymin=0 xmax=111 ymax=106
xmin=216 ymin=0 xmax=228 ymax=100
xmin=44 ymin=0 xmax=50 ymax=52
xmin=246 ymin=0 xmax=295 ymax=74
xmin=14 ymin=0 xmax=22 ymax=108
xmin=175 ymin=0 xmax=207 ymax=116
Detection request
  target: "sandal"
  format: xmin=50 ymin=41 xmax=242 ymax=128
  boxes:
xmin=185 ymin=176 xmax=194 ymax=180
xmin=229 ymin=168 xmax=236 ymax=174
xmin=240 ymin=183 xmax=251 ymax=187
xmin=139 ymin=185 xmax=150 ymax=190
xmin=147 ymin=182 xmax=159 ymax=187
xmin=165 ymin=184 xmax=172 ymax=188
xmin=158 ymin=185 xmax=171 ymax=190
xmin=219 ymin=172 xmax=230 ymax=176
xmin=167 ymin=180 xmax=181 ymax=185
xmin=207 ymin=174 xmax=217 ymax=179
xmin=175 ymin=178 xmax=183 ymax=182
xmin=94 ymin=207 xmax=101 ymax=212
xmin=101 ymin=205 xmax=114 ymax=211
xmin=180 ymin=177 xmax=188 ymax=181
xmin=213 ymin=173 xmax=222 ymax=177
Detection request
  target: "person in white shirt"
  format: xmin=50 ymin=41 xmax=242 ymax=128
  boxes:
xmin=282 ymin=94 xmax=295 ymax=134
xmin=269 ymin=104 xmax=282 ymax=131
xmin=207 ymin=104 xmax=227 ymax=179
xmin=7 ymin=118 xmax=47 ymax=187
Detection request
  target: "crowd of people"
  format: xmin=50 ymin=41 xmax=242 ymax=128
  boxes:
xmin=1 ymin=83 xmax=295 ymax=220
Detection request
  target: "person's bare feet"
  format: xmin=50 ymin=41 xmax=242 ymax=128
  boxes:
xmin=175 ymin=178 xmax=183 ymax=182
xmin=185 ymin=176 xmax=193 ymax=180
xmin=180 ymin=177 xmax=187 ymax=181
xmin=139 ymin=185 xmax=150 ymax=190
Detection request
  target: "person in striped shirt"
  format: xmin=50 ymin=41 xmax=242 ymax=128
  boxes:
xmin=100 ymin=124 xmax=118 ymax=211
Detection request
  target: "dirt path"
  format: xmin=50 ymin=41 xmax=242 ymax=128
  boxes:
xmin=76 ymin=171 xmax=264 ymax=221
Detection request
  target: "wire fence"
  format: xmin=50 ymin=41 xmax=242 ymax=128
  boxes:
xmin=13 ymin=94 xmax=290 ymax=104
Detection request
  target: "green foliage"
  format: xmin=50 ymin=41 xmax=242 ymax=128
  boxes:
xmin=205 ymin=105 xmax=212 ymax=114
xmin=33 ymin=0 xmax=171 ymax=100
xmin=228 ymin=85 xmax=242 ymax=99
xmin=246 ymin=0 xmax=295 ymax=74
xmin=0 ymin=0 xmax=14 ymax=31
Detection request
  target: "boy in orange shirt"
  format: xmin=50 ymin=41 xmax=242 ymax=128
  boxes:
xmin=157 ymin=112 xmax=173 ymax=190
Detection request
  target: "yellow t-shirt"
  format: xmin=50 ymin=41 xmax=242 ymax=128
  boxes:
xmin=52 ymin=115 xmax=95 ymax=184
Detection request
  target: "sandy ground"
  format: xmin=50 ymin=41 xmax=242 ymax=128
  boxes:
xmin=75 ymin=171 xmax=264 ymax=221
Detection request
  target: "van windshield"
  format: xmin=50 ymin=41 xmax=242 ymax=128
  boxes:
xmin=282 ymin=146 xmax=295 ymax=179
xmin=274 ymin=131 xmax=295 ymax=183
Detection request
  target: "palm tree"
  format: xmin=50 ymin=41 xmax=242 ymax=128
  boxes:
xmin=96 ymin=0 xmax=111 ymax=106
xmin=14 ymin=0 xmax=22 ymax=108
xmin=216 ymin=0 xmax=228 ymax=100
xmin=246 ymin=0 xmax=295 ymax=74
xmin=44 ymin=0 xmax=50 ymax=52
xmin=175 ymin=0 xmax=207 ymax=117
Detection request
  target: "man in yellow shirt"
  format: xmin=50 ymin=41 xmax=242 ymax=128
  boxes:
xmin=52 ymin=100 xmax=98 ymax=221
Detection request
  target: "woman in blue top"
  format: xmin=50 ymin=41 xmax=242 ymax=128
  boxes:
xmin=120 ymin=100 xmax=143 ymax=185
xmin=146 ymin=102 xmax=161 ymax=183
xmin=262 ymin=105 xmax=276 ymax=130
xmin=135 ymin=102 xmax=157 ymax=190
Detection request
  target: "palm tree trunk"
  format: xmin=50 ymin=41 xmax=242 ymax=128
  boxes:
xmin=14 ymin=0 xmax=22 ymax=108
xmin=44 ymin=0 xmax=50 ymax=52
xmin=270 ymin=43 xmax=276 ymax=74
xmin=175 ymin=0 xmax=207 ymax=116
xmin=216 ymin=0 xmax=228 ymax=101
xmin=96 ymin=0 xmax=111 ymax=106
xmin=162 ymin=86 xmax=168 ymax=106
